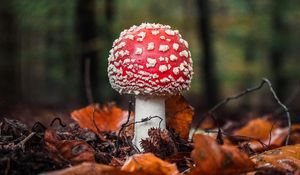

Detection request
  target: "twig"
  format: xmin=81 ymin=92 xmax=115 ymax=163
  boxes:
xmin=85 ymin=58 xmax=94 ymax=104
xmin=117 ymin=115 xmax=163 ymax=153
xmin=50 ymin=117 xmax=66 ymax=127
xmin=205 ymin=129 xmax=269 ymax=150
xmin=274 ymin=81 xmax=300 ymax=116
xmin=208 ymin=79 xmax=266 ymax=114
xmin=116 ymin=99 xmax=133 ymax=152
xmin=92 ymin=105 xmax=100 ymax=134
xmin=195 ymin=78 xmax=291 ymax=145
xmin=125 ymin=116 xmax=163 ymax=129
xmin=18 ymin=132 xmax=36 ymax=152
xmin=262 ymin=78 xmax=291 ymax=145
xmin=91 ymin=105 xmax=106 ymax=141
xmin=0 ymin=131 xmax=35 ymax=151
xmin=31 ymin=122 xmax=46 ymax=133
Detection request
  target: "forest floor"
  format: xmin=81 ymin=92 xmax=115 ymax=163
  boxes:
xmin=1 ymin=79 xmax=300 ymax=175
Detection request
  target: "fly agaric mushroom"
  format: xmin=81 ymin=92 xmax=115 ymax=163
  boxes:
xmin=107 ymin=23 xmax=193 ymax=150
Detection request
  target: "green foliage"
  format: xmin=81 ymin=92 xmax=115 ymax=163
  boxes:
xmin=8 ymin=0 xmax=300 ymax=106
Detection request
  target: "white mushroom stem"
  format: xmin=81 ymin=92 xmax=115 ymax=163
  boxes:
xmin=133 ymin=96 xmax=166 ymax=151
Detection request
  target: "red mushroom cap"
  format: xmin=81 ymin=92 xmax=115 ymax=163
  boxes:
xmin=108 ymin=23 xmax=193 ymax=96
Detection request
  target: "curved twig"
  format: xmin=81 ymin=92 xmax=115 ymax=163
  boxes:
xmin=194 ymin=78 xmax=291 ymax=145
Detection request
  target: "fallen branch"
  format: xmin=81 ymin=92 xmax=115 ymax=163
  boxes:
xmin=50 ymin=117 xmax=66 ymax=127
xmin=116 ymin=99 xmax=134 ymax=153
xmin=193 ymin=78 xmax=291 ymax=145
xmin=0 ymin=132 xmax=36 ymax=152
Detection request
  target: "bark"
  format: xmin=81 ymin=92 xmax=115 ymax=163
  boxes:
xmin=0 ymin=0 xmax=19 ymax=111
xmin=269 ymin=0 xmax=288 ymax=99
xmin=75 ymin=0 xmax=98 ymax=105
xmin=196 ymin=0 xmax=219 ymax=107
xmin=104 ymin=0 xmax=120 ymax=102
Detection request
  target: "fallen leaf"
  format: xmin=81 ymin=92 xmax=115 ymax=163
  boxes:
xmin=248 ymin=125 xmax=300 ymax=152
xmin=251 ymin=144 xmax=300 ymax=173
xmin=71 ymin=103 xmax=132 ymax=133
xmin=121 ymin=153 xmax=179 ymax=175
xmin=189 ymin=134 xmax=254 ymax=175
xmin=233 ymin=117 xmax=300 ymax=151
xmin=44 ymin=128 xmax=95 ymax=164
xmin=44 ymin=162 xmax=131 ymax=175
xmin=166 ymin=95 xmax=194 ymax=140
xmin=234 ymin=118 xmax=275 ymax=141
xmin=295 ymin=168 xmax=300 ymax=175
xmin=165 ymin=152 xmax=192 ymax=171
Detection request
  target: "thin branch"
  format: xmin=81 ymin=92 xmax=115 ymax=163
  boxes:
xmin=262 ymin=78 xmax=291 ymax=145
xmin=85 ymin=58 xmax=94 ymax=104
xmin=0 ymin=132 xmax=36 ymax=152
xmin=18 ymin=132 xmax=36 ymax=152
xmin=125 ymin=116 xmax=163 ymax=129
xmin=91 ymin=105 xmax=106 ymax=141
xmin=116 ymin=99 xmax=133 ymax=152
xmin=117 ymin=115 xmax=163 ymax=153
xmin=208 ymin=80 xmax=265 ymax=114
xmin=50 ymin=117 xmax=66 ymax=127
xmin=196 ymin=78 xmax=291 ymax=145
xmin=205 ymin=129 xmax=269 ymax=150
xmin=274 ymin=81 xmax=300 ymax=116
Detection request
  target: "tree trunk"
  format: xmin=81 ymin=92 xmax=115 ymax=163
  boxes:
xmin=75 ymin=0 xmax=98 ymax=105
xmin=104 ymin=0 xmax=120 ymax=102
xmin=196 ymin=0 xmax=219 ymax=107
xmin=0 ymin=0 xmax=19 ymax=112
xmin=269 ymin=0 xmax=287 ymax=99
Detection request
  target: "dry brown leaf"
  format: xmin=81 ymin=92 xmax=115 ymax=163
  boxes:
xmin=248 ymin=125 xmax=300 ymax=151
xmin=251 ymin=144 xmax=300 ymax=172
xmin=234 ymin=118 xmax=274 ymax=141
xmin=166 ymin=95 xmax=194 ymax=140
xmin=234 ymin=118 xmax=300 ymax=151
xmin=121 ymin=153 xmax=180 ymax=175
xmin=44 ymin=162 xmax=132 ymax=175
xmin=189 ymin=134 xmax=254 ymax=175
xmin=71 ymin=103 xmax=132 ymax=133
xmin=44 ymin=128 xmax=95 ymax=164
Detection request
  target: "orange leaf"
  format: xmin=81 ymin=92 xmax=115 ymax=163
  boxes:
xmin=44 ymin=162 xmax=132 ymax=175
xmin=234 ymin=118 xmax=300 ymax=151
xmin=189 ymin=134 xmax=254 ymax=175
xmin=44 ymin=128 xmax=95 ymax=164
xmin=234 ymin=118 xmax=274 ymax=141
xmin=121 ymin=153 xmax=180 ymax=175
xmin=251 ymin=144 xmax=300 ymax=172
xmin=166 ymin=95 xmax=194 ymax=140
xmin=71 ymin=103 xmax=132 ymax=133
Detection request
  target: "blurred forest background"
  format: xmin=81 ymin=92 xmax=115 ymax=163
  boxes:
xmin=0 ymin=0 xmax=299 ymax=124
